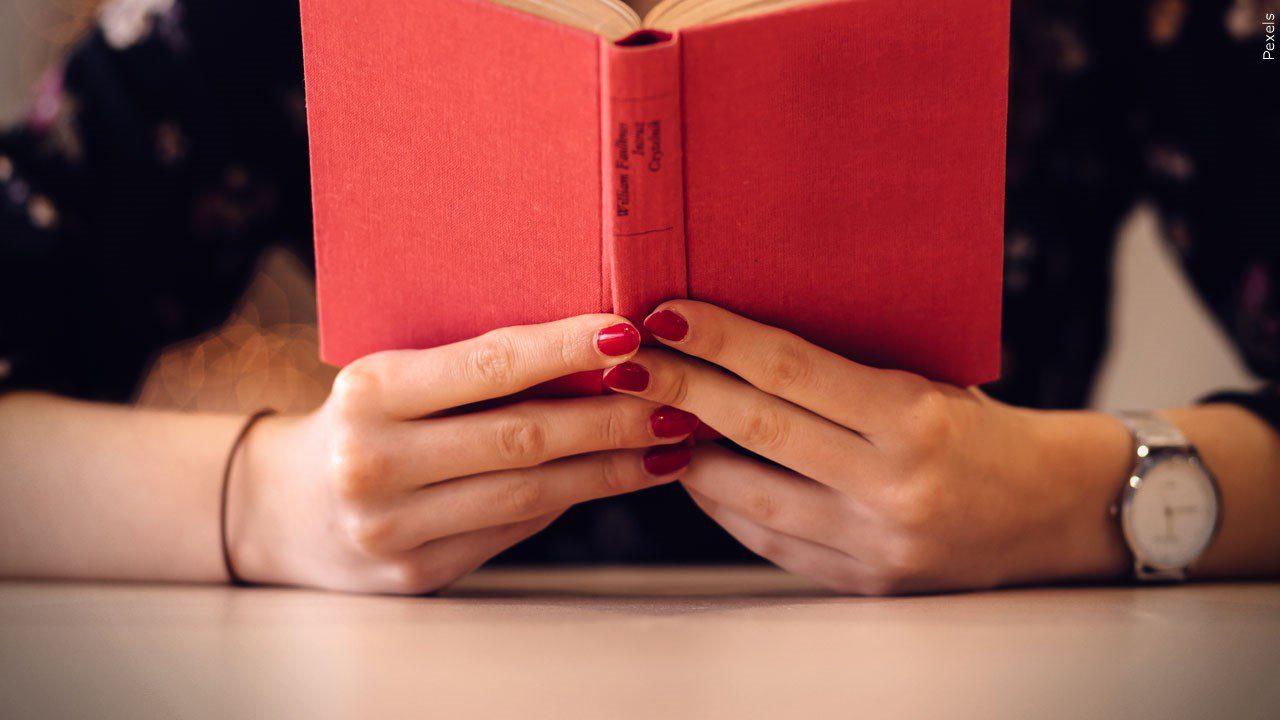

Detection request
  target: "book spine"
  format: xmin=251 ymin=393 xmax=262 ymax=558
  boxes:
xmin=599 ymin=31 xmax=686 ymax=324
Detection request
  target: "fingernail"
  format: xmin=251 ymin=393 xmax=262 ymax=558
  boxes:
xmin=643 ymin=444 xmax=692 ymax=476
xmin=650 ymin=406 xmax=699 ymax=438
xmin=643 ymin=309 xmax=688 ymax=342
xmin=596 ymin=323 xmax=641 ymax=357
xmin=602 ymin=361 xmax=649 ymax=392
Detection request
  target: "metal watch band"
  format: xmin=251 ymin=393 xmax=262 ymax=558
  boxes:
xmin=1114 ymin=411 xmax=1190 ymax=451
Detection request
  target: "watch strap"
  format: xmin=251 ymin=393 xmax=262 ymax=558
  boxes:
xmin=1115 ymin=411 xmax=1189 ymax=451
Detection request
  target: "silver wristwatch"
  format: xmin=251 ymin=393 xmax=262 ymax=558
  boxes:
xmin=1111 ymin=412 xmax=1221 ymax=581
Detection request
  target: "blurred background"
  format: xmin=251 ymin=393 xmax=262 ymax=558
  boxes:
xmin=0 ymin=0 xmax=1260 ymax=414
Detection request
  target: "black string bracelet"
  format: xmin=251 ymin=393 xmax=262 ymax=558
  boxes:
xmin=221 ymin=408 xmax=278 ymax=587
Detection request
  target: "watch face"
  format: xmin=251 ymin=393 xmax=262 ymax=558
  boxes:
xmin=1128 ymin=456 xmax=1219 ymax=569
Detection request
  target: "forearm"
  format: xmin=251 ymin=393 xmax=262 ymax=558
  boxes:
xmin=0 ymin=392 xmax=245 ymax=583
xmin=1165 ymin=404 xmax=1280 ymax=578
xmin=1043 ymin=403 xmax=1280 ymax=582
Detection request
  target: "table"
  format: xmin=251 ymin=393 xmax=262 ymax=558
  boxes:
xmin=2 ymin=567 xmax=1278 ymax=719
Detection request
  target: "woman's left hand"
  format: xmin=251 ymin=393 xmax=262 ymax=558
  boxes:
xmin=605 ymin=301 xmax=1136 ymax=594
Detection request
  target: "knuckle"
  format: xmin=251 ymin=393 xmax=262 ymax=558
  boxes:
xmin=343 ymin=511 xmax=397 ymax=555
xmin=736 ymin=402 xmax=790 ymax=453
xmin=500 ymin=475 xmax=545 ymax=517
xmin=329 ymin=361 xmax=380 ymax=416
xmin=826 ymin=579 xmax=863 ymax=596
xmin=859 ymin=576 xmax=907 ymax=597
xmin=751 ymin=532 xmax=783 ymax=560
xmin=903 ymin=385 xmax=955 ymax=444
xmin=465 ymin=334 xmax=519 ymax=388
xmin=757 ymin=339 xmax=812 ymax=395
xmin=558 ymin=323 xmax=585 ymax=369
xmin=601 ymin=406 xmax=632 ymax=448
xmin=329 ymin=432 xmax=389 ymax=501
xmin=599 ymin=453 xmax=638 ymax=493
xmin=740 ymin=486 xmax=780 ymax=524
xmin=885 ymin=478 xmax=942 ymax=529
xmin=693 ymin=318 xmax=727 ymax=358
xmin=657 ymin=370 xmax=691 ymax=408
xmin=882 ymin=368 xmax=925 ymax=390
xmin=812 ymin=566 xmax=866 ymax=596
xmin=862 ymin=536 xmax=941 ymax=596
xmin=494 ymin=415 xmax=548 ymax=465
xmin=387 ymin=562 xmax=445 ymax=595
xmin=825 ymin=572 xmax=874 ymax=596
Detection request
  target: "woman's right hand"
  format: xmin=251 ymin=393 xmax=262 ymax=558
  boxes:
xmin=226 ymin=315 xmax=698 ymax=594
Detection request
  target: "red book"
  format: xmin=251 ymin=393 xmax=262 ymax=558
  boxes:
xmin=299 ymin=0 xmax=1009 ymax=389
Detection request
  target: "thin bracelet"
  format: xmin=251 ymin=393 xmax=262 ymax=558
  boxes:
xmin=221 ymin=408 xmax=278 ymax=586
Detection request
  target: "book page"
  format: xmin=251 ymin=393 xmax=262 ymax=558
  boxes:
xmin=489 ymin=0 xmax=829 ymax=39
xmin=487 ymin=0 xmax=640 ymax=38
xmin=645 ymin=0 xmax=826 ymax=31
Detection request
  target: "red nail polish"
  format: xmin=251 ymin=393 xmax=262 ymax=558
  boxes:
xmin=643 ymin=445 xmax=692 ymax=476
xmin=643 ymin=309 xmax=689 ymax=342
xmin=650 ymin=406 xmax=699 ymax=438
xmin=596 ymin=323 xmax=640 ymax=356
xmin=602 ymin=361 xmax=649 ymax=392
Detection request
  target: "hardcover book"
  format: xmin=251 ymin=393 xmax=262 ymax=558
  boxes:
xmin=299 ymin=0 xmax=1010 ymax=390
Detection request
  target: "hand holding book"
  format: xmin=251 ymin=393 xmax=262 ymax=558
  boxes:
xmin=222 ymin=315 xmax=694 ymax=594
xmin=292 ymin=0 xmax=1076 ymax=592
xmin=604 ymin=300 xmax=1141 ymax=592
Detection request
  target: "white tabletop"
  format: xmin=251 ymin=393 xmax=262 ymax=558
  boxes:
xmin=2 ymin=567 xmax=1278 ymax=719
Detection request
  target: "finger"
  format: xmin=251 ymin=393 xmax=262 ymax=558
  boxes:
xmin=373 ymin=511 xmax=560 ymax=595
xmin=643 ymin=300 xmax=919 ymax=436
xmin=681 ymin=444 xmax=863 ymax=554
xmin=334 ymin=314 xmax=642 ymax=420
xmin=602 ymin=348 xmax=878 ymax=485
xmin=402 ymin=396 xmax=697 ymax=486
xmin=686 ymin=488 xmax=870 ymax=595
xmin=372 ymin=447 xmax=692 ymax=550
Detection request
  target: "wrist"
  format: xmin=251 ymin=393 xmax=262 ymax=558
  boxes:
xmin=1025 ymin=409 xmax=1133 ymax=583
xmin=225 ymin=412 xmax=307 ymax=585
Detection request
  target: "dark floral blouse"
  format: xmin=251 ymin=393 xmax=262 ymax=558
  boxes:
xmin=1 ymin=0 xmax=1277 ymax=563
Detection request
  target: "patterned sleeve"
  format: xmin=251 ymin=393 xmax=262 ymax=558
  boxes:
xmin=1139 ymin=0 xmax=1280 ymax=430
xmin=0 ymin=0 xmax=312 ymax=401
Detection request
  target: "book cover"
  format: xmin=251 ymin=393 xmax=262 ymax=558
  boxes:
xmin=300 ymin=0 xmax=1009 ymax=388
